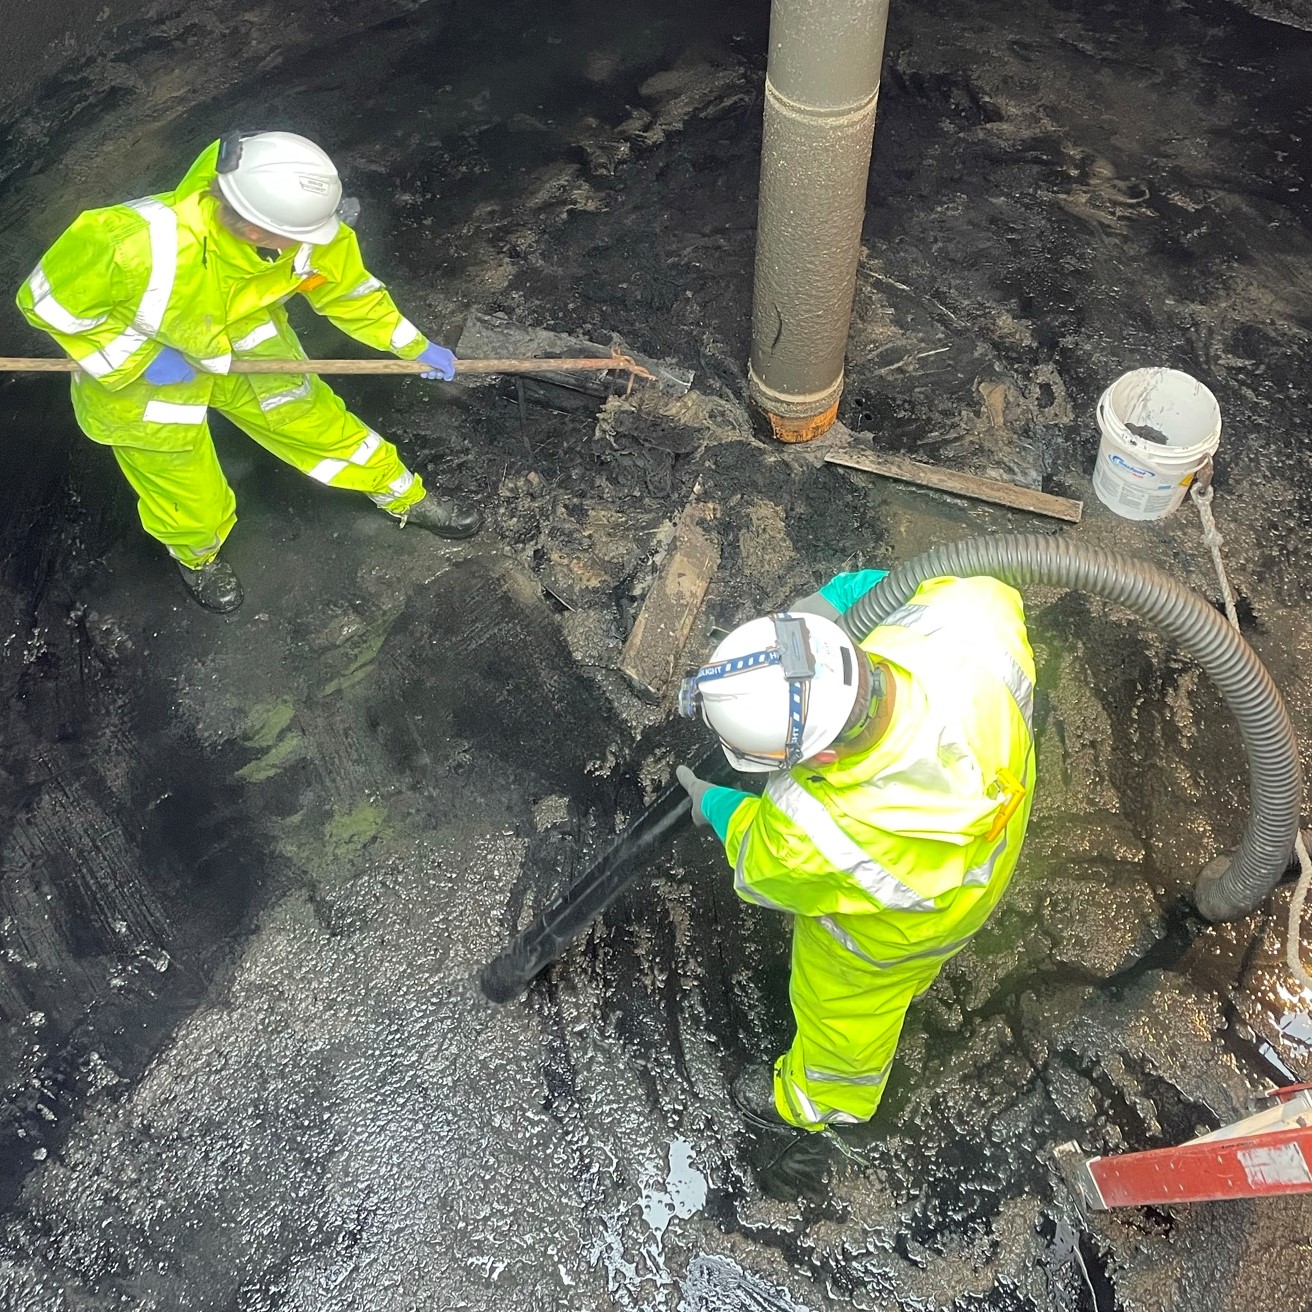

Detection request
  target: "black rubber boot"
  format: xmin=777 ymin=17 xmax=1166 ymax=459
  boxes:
xmin=731 ymin=1064 xmax=794 ymax=1133
xmin=177 ymin=557 xmax=244 ymax=614
xmin=396 ymin=493 xmax=482 ymax=539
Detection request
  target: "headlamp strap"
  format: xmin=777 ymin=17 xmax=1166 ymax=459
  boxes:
xmin=783 ymin=677 xmax=808 ymax=768
xmin=680 ymin=614 xmax=815 ymax=767
xmin=690 ymin=648 xmax=780 ymax=684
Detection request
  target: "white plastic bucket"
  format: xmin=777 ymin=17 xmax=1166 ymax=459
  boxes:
xmin=1092 ymin=368 xmax=1222 ymax=521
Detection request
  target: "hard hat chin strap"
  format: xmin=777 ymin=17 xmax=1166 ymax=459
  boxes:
xmin=677 ymin=615 xmax=816 ymax=769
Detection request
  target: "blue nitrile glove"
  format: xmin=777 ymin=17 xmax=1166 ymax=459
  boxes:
xmin=143 ymin=346 xmax=196 ymax=386
xmin=416 ymin=341 xmax=457 ymax=381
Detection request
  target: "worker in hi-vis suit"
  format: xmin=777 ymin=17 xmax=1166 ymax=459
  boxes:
xmin=18 ymin=131 xmax=480 ymax=613
xmin=676 ymin=570 xmax=1035 ymax=1130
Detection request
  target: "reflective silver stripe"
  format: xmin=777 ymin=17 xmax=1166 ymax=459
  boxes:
xmin=100 ymin=198 xmax=179 ymax=374
xmin=232 ymin=322 xmax=279 ymax=351
xmin=143 ymin=400 xmax=206 ymax=425
xmin=168 ymin=533 xmax=221 ymax=563
xmin=308 ymin=433 xmax=383 ymax=486
xmin=766 ymin=774 xmax=935 ymax=912
xmin=880 ymin=601 xmax=1034 ymax=729
xmin=816 ymin=916 xmax=879 ymax=963
xmin=804 ymin=1059 xmax=892 ymax=1088
xmin=784 ymin=1075 xmax=868 ymax=1126
xmin=369 ymin=470 xmax=416 ymax=506
xmin=782 ymin=1078 xmax=821 ymax=1124
xmin=308 ymin=457 xmax=348 ymax=484
xmin=349 ymin=432 xmax=382 ymax=466
xmin=257 ymin=378 xmax=312 ymax=411
xmin=390 ymin=319 xmax=420 ymax=351
xmin=964 ymin=832 xmax=1008 ymax=887
xmin=816 ymin=916 xmax=973 ymax=967
xmin=293 ymin=244 xmax=315 ymax=277
xmin=1001 ymin=657 xmax=1034 ymax=729
xmin=879 ymin=601 xmax=932 ymax=630
xmin=344 ymin=276 xmax=383 ymax=300
xmin=198 ymin=353 xmax=232 ymax=374
xmin=27 ymin=264 xmax=107 ymax=333
xmin=732 ymin=827 xmax=792 ymax=911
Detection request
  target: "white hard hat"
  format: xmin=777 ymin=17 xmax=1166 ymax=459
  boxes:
xmin=215 ymin=131 xmax=343 ymax=244
xmin=679 ymin=613 xmax=862 ymax=773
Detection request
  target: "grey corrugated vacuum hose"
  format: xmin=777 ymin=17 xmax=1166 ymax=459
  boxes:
xmin=842 ymin=534 xmax=1301 ymax=922
xmin=748 ymin=0 xmax=891 ymax=442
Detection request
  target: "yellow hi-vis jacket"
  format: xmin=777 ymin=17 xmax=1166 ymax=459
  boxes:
xmin=16 ymin=141 xmax=429 ymax=451
xmin=722 ymin=576 xmax=1036 ymax=964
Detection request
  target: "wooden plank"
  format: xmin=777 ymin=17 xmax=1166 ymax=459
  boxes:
xmin=825 ymin=447 xmax=1083 ymax=524
xmin=619 ymin=501 xmax=719 ymax=701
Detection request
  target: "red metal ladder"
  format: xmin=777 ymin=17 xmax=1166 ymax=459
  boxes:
xmin=1057 ymin=1084 xmax=1312 ymax=1209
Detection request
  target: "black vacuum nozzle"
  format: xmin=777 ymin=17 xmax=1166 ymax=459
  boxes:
xmin=478 ymin=745 xmax=735 ymax=1003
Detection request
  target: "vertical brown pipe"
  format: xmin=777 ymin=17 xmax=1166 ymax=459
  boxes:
xmin=748 ymin=0 xmax=891 ymax=442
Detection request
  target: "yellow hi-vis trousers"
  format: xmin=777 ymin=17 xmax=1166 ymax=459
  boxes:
xmin=772 ymin=913 xmax=970 ymax=1129
xmin=108 ymin=372 xmax=427 ymax=568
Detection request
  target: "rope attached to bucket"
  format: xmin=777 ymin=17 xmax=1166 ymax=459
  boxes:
xmin=1191 ymin=463 xmax=1312 ymax=989
xmin=1190 ymin=471 xmax=1240 ymax=629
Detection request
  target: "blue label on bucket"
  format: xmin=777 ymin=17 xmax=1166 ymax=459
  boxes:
xmin=1109 ymin=452 xmax=1163 ymax=482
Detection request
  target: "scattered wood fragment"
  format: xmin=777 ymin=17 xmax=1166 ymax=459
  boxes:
xmin=825 ymin=447 xmax=1083 ymax=524
xmin=619 ymin=500 xmax=719 ymax=702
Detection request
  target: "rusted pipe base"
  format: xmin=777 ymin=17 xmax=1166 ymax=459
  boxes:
xmin=748 ymin=364 xmax=843 ymax=443
xmin=762 ymin=400 xmax=841 ymax=443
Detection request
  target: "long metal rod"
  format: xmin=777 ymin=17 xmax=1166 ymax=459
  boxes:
xmin=0 ymin=355 xmax=653 ymax=380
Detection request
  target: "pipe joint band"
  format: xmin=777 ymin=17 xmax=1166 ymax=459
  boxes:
xmin=764 ymin=77 xmax=881 ymax=126
xmin=748 ymin=364 xmax=843 ymax=442
xmin=748 ymin=363 xmax=843 ymax=417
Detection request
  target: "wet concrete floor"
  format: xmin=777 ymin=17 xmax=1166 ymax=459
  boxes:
xmin=2 ymin=0 xmax=1312 ymax=1307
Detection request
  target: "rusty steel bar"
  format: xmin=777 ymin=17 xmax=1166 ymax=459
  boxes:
xmin=0 ymin=354 xmax=654 ymax=381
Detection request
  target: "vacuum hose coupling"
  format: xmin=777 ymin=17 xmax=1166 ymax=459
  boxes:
xmin=842 ymin=534 xmax=1302 ymax=922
